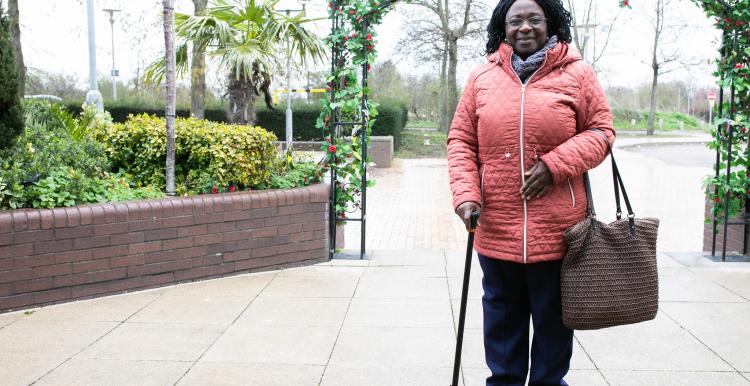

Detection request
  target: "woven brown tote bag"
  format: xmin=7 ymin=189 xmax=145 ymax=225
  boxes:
xmin=561 ymin=131 xmax=659 ymax=330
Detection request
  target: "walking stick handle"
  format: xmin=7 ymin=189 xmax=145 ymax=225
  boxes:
xmin=470 ymin=211 xmax=479 ymax=231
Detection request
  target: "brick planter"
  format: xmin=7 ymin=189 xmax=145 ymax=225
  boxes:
xmin=0 ymin=183 xmax=330 ymax=313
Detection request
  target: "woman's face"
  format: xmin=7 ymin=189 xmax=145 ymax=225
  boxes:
xmin=504 ymin=0 xmax=549 ymax=58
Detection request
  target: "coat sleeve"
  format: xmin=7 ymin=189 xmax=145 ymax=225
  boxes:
xmin=447 ymin=70 xmax=481 ymax=211
xmin=539 ymin=63 xmax=616 ymax=185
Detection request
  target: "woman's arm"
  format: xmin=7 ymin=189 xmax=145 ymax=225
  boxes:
xmin=539 ymin=64 xmax=616 ymax=185
xmin=447 ymin=71 xmax=482 ymax=211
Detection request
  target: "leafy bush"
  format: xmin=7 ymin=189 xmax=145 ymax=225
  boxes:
xmin=93 ymin=114 xmax=278 ymax=194
xmin=0 ymin=120 xmax=110 ymax=188
xmin=0 ymin=4 xmax=23 ymax=151
xmin=0 ymin=102 xmax=165 ymax=210
xmin=27 ymin=167 xmax=163 ymax=209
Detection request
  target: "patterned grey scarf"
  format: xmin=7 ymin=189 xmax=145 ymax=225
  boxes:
xmin=511 ymin=35 xmax=559 ymax=83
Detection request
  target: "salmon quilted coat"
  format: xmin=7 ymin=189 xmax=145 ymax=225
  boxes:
xmin=447 ymin=42 xmax=616 ymax=264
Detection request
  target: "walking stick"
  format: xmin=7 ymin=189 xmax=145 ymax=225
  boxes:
xmin=451 ymin=211 xmax=480 ymax=386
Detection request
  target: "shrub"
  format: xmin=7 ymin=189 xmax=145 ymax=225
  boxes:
xmin=0 ymin=5 xmax=23 ymax=151
xmin=27 ymin=167 xmax=163 ymax=209
xmin=0 ymin=112 xmax=114 ymax=209
xmin=93 ymin=114 xmax=278 ymax=194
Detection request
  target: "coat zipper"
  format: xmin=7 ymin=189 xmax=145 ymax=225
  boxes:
xmin=514 ymin=55 xmax=547 ymax=264
xmin=567 ymin=178 xmax=576 ymax=208
xmin=480 ymin=165 xmax=486 ymax=206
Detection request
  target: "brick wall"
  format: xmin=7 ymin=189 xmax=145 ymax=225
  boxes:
xmin=703 ymin=197 xmax=748 ymax=255
xmin=0 ymin=183 xmax=330 ymax=313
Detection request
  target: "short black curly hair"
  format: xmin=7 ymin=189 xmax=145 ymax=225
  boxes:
xmin=485 ymin=0 xmax=573 ymax=55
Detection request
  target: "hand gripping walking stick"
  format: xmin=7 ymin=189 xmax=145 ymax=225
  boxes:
xmin=451 ymin=211 xmax=480 ymax=386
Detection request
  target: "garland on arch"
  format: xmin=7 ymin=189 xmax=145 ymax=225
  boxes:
xmin=689 ymin=0 xmax=749 ymax=223
xmin=316 ymin=0 xmax=402 ymax=218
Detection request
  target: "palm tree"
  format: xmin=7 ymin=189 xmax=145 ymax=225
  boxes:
xmin=147 ymin=0 xmax=327 ymax=125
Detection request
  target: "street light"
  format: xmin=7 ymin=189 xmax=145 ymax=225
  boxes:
xmin=103 ymin=8 xmax=121 ymax=102
xmin=278 ymin=0 xmax=309 ymax=150
xmin=85 ymin=0 xmax=103 ymax=111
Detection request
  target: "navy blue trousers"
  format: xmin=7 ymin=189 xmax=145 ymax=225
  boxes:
xmin=478 ymin=254 xmax=573 ymax=386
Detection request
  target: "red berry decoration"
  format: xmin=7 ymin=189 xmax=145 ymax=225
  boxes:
xmin=328 ymin=145 xmax=337 ymax=153
xmin=349 ymin=9 xmax=355 ymax=15
xmin=351 ymin=32 xmax=357 ymax=38
xmin=211 ymin=186 xmax=218 ymax=194
xmin=735 ymin=63 xmax=745 ymax=69
xmin=366 ymin=33 xmax=373 ymax=41
xmin=714 ymin=197 xmax=721 ymax=203
xmin=229 ymin=186 xmax=236 ymax=192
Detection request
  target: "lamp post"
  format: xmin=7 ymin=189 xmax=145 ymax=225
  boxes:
xmin=278 ymin=0 xmax=309 ymax=150
xmin=103 ymin=8 xmax=121 ymax=102
xmin=85 ymin=0 xmax=103 ymax=111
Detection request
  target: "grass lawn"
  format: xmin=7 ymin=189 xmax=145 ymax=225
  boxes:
xmin=396 ymin=129 xmax=447 ymax=158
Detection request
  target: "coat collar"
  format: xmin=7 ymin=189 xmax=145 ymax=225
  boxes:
xmin=487 ymin=42 xmax=582 ymax=82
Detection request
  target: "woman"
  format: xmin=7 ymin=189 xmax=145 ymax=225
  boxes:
xmin=447 ymin=0 xmax=615 ymax=385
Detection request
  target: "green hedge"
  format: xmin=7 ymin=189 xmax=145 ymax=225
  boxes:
xmin=64 ymin=100 xmax=408 ymax=148
xmin=92 ymin=114 xmax=278 ymax=194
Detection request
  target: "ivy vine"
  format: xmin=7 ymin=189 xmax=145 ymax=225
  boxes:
xmin=316 ymin=0 xmax=401 ymax=218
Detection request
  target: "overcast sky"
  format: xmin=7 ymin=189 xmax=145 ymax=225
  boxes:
xmin=8 ymin=0 xmax=721 ymax=94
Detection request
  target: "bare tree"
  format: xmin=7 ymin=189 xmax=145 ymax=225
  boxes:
xmin=190 ymin=0 xmax=207 ymax=119
xmin=7 ymin=0 xmax=23 ymax=97
xmin=396 ymin=0 xmax=489 ymax=132
xmin=566 ymin=0 xmax=621 ymax=70
xmin=163 ymin=0 xmax=176 ymax=196
xmin=645 ymin=0 xmax=688 ymax=135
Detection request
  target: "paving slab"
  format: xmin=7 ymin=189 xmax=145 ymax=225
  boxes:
xmin=660 ymin=302 xmax=750 ymax=371
xmin=575 ymin=311 xmax=732 ymax=372
xmin=602 ymin=370 xmax=750 ymax=385
xmin=344 ymin=297 xmax=453 ymax=328
xmin=78 ymin=322 xmax=224 ymax=361
xmin=22 ymin=292 xmax=159 ymax=322
xmin=320 ymin=364 xmax=455 ymax=386
xmin=690 ymin=267 xmax=750 ymax=300
xmin=328 ymin=326 xmax=454 ymax=366
xmin=202 ymin=325 xmax=339 ymax=365
xmin=259 ymin=274 xmax=359 ymax=298
xmin=235 ymin=296 xmax=350 ymax=327
xmin=178 ymin=363 xmax=324 ymax=386
xmin=0 ymin=355 xmax=67 ymax=386
xmin=354 ymin=274 xmax=450 ymax=299
xmin=0 ymin=320 xmax=117 ymax=358
xmin=658 ymin=266 xmax=746 ymax=303
xmin=158 ymin=272 xmax=274 ymax=297
xmin=128 ymin=295 xmax=250 ymax=326
xmin=35 ymin=358 xmax=191 ymax=386
xmin=0 ymin=311 xmax=24 ymax=329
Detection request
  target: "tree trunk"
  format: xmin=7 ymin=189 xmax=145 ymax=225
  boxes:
xmin=446 ymin=37 xmax=459 ymax=131
xmin=647 ymin=0 xmax=663 ymax=136
xmin=8 ymin=0 xmax=24 ymax=98
xmin=190 ymin=0 xmax=207 ymax=119
xmin=226 ymin=70 xmax=256 ymax=125
xmin=647 ymin=65 xmax=658 ymax=135
xmin=163 ymin=0 xmax=176 ymax=196
xmin=438 ymin=40 xmax=448 ymax=132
